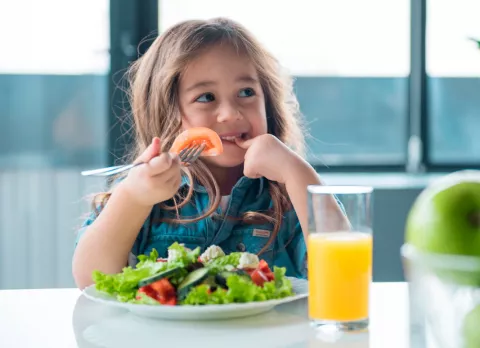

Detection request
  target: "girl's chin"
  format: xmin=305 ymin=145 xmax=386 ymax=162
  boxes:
xmin=200 ymin=142 xmax=246 ymax=167
xmin=202 ymin=155 xmax=245 ymax=168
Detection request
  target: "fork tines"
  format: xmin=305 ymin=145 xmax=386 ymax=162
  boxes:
xmin=179 ymin=143 xmax=205 ymax=163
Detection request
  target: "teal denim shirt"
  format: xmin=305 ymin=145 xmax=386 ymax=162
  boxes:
xmin=76 ymin=175 xmax=307 ymax=278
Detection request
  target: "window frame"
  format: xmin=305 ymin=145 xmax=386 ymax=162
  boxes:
xmin=408 ymin=0 xmax=480 ymax=173
xmin=108 ymin=0 xmax=158 ymax=166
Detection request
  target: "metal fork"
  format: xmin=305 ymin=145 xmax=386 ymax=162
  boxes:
xmin=80 ymin=143 xmax=206 ymax=176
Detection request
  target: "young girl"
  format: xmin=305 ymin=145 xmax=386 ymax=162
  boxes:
xmin=72 ymin=17 xmax=345 ymax=289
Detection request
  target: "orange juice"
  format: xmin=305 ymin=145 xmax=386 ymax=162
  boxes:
xmin=307 ymin=231 xmax=372 ymax=321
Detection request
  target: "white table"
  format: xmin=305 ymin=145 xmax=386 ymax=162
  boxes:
xmin=0 ymin=283 xmax=412 ymax=348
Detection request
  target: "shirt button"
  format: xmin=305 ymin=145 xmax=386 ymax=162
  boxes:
xmin=236 ymin=243 xmax=246 ymax=252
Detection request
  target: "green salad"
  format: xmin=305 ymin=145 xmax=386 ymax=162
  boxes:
xmin=92 ymin=242 xmax=294 ymax=305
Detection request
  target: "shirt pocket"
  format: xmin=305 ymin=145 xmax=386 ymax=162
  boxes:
xmin=229 ymin=226 xmax=275 ymax=265
xmin=146 ymin=225 xmax=206 ymax=258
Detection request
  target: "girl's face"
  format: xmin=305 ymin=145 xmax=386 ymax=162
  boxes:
xmin=178 ymin=44 xmax=268 ymax=168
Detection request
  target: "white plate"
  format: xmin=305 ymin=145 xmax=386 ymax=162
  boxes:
xmin=83 ymin=277 xmax=308 ymax=321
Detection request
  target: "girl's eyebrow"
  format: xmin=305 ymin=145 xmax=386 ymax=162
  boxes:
xmin=185 ymin=75 xmax=259 ymax=93
xmin=236 ymin=75 xmax=259 ymax=84
xmin=185 ymin=80 xmax=216 ymax=93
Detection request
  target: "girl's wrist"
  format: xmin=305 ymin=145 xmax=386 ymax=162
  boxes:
xmin=115 ymin=180 xmax=156 ymax=211
xmin=283 ymin=155 xmax=321 ymax=187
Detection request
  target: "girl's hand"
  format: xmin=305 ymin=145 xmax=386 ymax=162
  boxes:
xmin=121 ymin=137 xmax=181 ymax=207
xmin=236 ymin=134 xmax=347 ymax=238
xmin=235 ymin=134 xmax=307 ymax=184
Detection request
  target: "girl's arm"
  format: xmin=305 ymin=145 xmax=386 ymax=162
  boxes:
xmin=72 ymin=184 xmax=152 ymax=289
xmin=284 ymin=158 xmax=348 ymax=241
xmin=72 ymin=137 xmax=181 ymax=289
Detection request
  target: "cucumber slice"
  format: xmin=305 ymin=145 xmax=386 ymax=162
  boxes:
xmin=138 ymin=267 xmax=182 ymax=288
xmin=202 ymin=275 xmax=217 ymax=287
xmin=177 ymin=268 xmax=210 ymax=299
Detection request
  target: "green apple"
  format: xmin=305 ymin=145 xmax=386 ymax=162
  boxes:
xmin=463 ymin=304 xmax=480 ymax=348
xmin=405 ymin=170 xmax=480 ymax=285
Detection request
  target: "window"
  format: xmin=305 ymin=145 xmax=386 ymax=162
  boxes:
xmin=0 ymin=0 xmax=110 ymax=169
xmin=159 ymin=0 xmax=411 ymax=166
xmin=0 ymin=0 xmax=110 ymax=289
xmin=427 ymin=0 xmax=480 ymax=164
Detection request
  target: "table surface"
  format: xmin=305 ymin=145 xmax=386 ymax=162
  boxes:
xmin=0 ymin=282 xmax=418 ymax=348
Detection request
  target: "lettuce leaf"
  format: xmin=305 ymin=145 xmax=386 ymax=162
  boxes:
xmin=181 ymin=285 xmax=231 ymax=305
xmin=226 ymin=269 xmax=293 ymax=302
xmin=92 ymin=261 xmax=166 ymax=302
xmin=205 ymin=252 xmax=242 ymax=273
xmin=129 ymin=291 xmax=161 ymax=305
xmin=92 ymin=245 xmax=196 ymax=302
xmin=136 ymin=248 xmax=159 ymax=268
xmin=272 ymin=266 xmax=294 ymax=298
xmin=167 ymin=242 xmax=201 ymax=268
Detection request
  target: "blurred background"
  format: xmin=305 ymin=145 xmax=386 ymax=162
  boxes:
xmin=0 ymin=0 xmax=479 ymax=290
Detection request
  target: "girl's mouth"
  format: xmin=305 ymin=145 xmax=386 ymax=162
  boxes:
xmin=219 ymin=133 xmax=247 ymax=143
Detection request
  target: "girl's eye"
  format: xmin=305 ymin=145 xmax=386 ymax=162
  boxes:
xmin=196 ymin=93 xmax=215 ymax=103
xmin=238 ymin=88 xmax=256 ymax=98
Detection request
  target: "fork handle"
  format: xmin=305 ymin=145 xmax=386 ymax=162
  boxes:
xmin=80 ymin=162 xmax=144 ymax=176
xmin=81 ymin=143 xmax=202 ymax=177
xmin=101 ymin=162 xmax=143 ymax=175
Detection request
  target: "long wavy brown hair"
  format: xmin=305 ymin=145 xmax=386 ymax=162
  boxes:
xmin=93 ymin=17 xmax=305 ymax=254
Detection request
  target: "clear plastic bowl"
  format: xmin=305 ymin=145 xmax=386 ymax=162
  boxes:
xmin=401 ymin=243 xmax=480 ymax=348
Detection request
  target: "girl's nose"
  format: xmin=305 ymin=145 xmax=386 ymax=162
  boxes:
xmin=216 ymin=103 xmax=243 ymax=123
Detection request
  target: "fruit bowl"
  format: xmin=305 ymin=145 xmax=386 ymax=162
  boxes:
xmin=401 ymin=243 xmax=480 ymax=348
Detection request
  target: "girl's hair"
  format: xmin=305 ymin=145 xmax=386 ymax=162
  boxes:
xmin=94 ymin=17 xmax=305 ymax=254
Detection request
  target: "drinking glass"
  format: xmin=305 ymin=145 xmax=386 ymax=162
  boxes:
xmin=307 ymin=185 xmax=374 ymax=332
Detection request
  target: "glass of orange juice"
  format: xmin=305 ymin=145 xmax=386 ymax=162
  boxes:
xmin=307 ymin=185 xmax=373 ymax=332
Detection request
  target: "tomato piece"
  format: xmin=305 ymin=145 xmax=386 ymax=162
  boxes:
xmin=248 ymin=260 xmax=275 ymax=286
xmin=251 ymin=269 xmax=269 ymax=287
xmin=243 ymin=267 xmax=256 ymax=275
xmin=164 ymin=297 xmax=177 ymax=306
xmin=265 ymin=271 xmax=275 ymax=281
xmin=150 ymin=278 xmax=175 ymax=294
xmin=170 ymin=127 xmax=223 ymax=157
xmin=138 ymin=285 xmax=158 ymax=300
xmin=156 ymin=258 xmax=167 ymax=262
xmin=140 ymin=279 xmax=177 ymax=305
xmin=258 ymin=259 xmax=272 ymax=274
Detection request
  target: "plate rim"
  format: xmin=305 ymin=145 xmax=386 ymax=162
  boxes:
xmin=82 ymin=276 xmax=308 ymax=312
